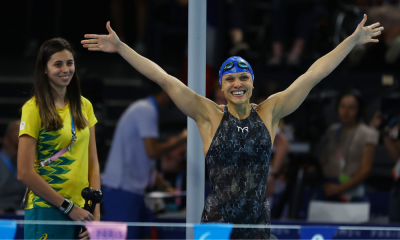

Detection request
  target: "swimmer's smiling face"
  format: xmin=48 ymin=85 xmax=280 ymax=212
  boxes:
xmin=221 ymin=72 xmax=253 ymax=105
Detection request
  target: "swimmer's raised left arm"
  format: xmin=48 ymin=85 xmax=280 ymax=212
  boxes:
xmin=261 ymin=14 xmax=383 ymax=125
xmin=82 ymin=22 xmax=219 ymax=124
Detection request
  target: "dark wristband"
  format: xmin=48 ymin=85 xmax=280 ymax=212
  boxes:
xmin=64 ymin=201 xmax=74 ymax=215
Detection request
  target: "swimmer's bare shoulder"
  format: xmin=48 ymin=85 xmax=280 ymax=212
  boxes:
xmin=201 ymin=100 xmax=224 ymax=129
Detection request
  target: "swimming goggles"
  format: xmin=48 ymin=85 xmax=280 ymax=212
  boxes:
xmin=222 ymin=61 xmax=250 ymax=73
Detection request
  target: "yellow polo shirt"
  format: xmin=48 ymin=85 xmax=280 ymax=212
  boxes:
xmin=19 ymin=97 xmax=97 ymax=209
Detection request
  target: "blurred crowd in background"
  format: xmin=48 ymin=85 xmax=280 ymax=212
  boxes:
xmin=1 ymin=0 xmax=400 ymax=228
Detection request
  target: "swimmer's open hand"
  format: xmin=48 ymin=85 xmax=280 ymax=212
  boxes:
xmin=81 ymin=21 xmax=121 ymax=52
xmin=352 ymin=14 xmax=384 ymax=45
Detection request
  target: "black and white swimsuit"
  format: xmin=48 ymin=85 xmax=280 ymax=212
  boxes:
xmin=201 ymin=105 xmax=272 ymax=239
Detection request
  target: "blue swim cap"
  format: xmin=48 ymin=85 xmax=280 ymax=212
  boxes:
xmin=219 ymin=56 xmax=254 ymax=86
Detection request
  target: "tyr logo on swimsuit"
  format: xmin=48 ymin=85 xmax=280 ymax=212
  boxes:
xmin=237 ymin=126 xmax=249 ymax=133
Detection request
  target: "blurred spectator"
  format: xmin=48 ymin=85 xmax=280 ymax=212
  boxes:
xmin=0 ymin=120 xmax=25 ymax=214
xmin=210 ymin=82 xmax=228 ymax=105
xmin=351 ymin=0 xmax=400 ymax=64
xmin=253 ymin=81 xmax=281 ymax=105
xmin=253 ymin=83 xmax=290 ymax=204
xmin=318 ymin=90 xmax=378 ymax=202
xmin=180 ymin=0 xmax=249 ymax=57
xmin=160 ymin=135 xmax=187 ymax=211
xmin=161 ymin=136 xmax=187 ymax=176
xmin=267 ymin=125 xmax=290 ymax=199
xmin=222 ymin=0 xmax=250 ymax=56
xmin=173 ymin=0 xmax=249 ymax=97
xmin=110 ymin=0 xmax=148 ymax=55
xmin=101 ymin=81 xmax=187 ymax=239
xmin=370 ymin=111 xmax=400 ymax=222
xmin=207 ymin=0 xmax=249 ymax=94
xmin=267 ymin=0 xmax=323 ymax=67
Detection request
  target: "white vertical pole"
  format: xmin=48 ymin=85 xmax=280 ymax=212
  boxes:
xmin=187 ymin=0 xmax=206 ymax=239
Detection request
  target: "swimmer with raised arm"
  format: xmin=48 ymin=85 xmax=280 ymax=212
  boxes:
xmin=82 ymin=15 xmax=383 ymax=239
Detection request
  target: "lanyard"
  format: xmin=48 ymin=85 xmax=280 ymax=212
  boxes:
xmin=147 ymin=96 xmax=160 ymax=115
xmin=69 ymin=113 xmax=77 ymax=150
xmin=0 ymin=150 xmax=17 ymax=177
xmin=335 ymin=124 xmax=358 ymax=172
xmin=39 ymin=112 xmax=76 ymax=168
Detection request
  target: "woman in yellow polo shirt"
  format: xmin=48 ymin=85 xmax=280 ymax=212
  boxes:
xmin=18 ymin=38 xmax=101 ymax=239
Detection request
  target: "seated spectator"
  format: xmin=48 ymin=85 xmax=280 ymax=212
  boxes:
xmin=0 ymin=120 xmax=26 ymax=214
xmin=351 ymin=0 xmax=400 ymax=64
xmin=267 ymin=125 xmax=290 ymax=197
xmin=172 ymin=0 xmax=249 ymax=96
xmin=160 ymin=135 xmax=187 ymax=211
xmin=318 ymin=90 xmax=378 ymax=202
xmin=210 ymin=82 xmax=228 ymax=105
xmin=370 ymin=111 xmax=400 ymax=222
xmin=110 ymin=0 xmax=148 ymax=55
xmin=223 ymin=0 xmax=250 ymax=56
xmin=252 ymin=82 xmax=290 ymax=206
xmin=267 ymin=0 xmax=323 ymax=67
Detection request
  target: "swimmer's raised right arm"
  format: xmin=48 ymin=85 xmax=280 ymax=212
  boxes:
xmin=82 ymin=22 xmax=217 ymax=123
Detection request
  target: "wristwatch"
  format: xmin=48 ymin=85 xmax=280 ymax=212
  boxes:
xmin=59 ymin=199 xmax=74 ymax=214
xmin=60 ymin=199 xmax=71 ymax=212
